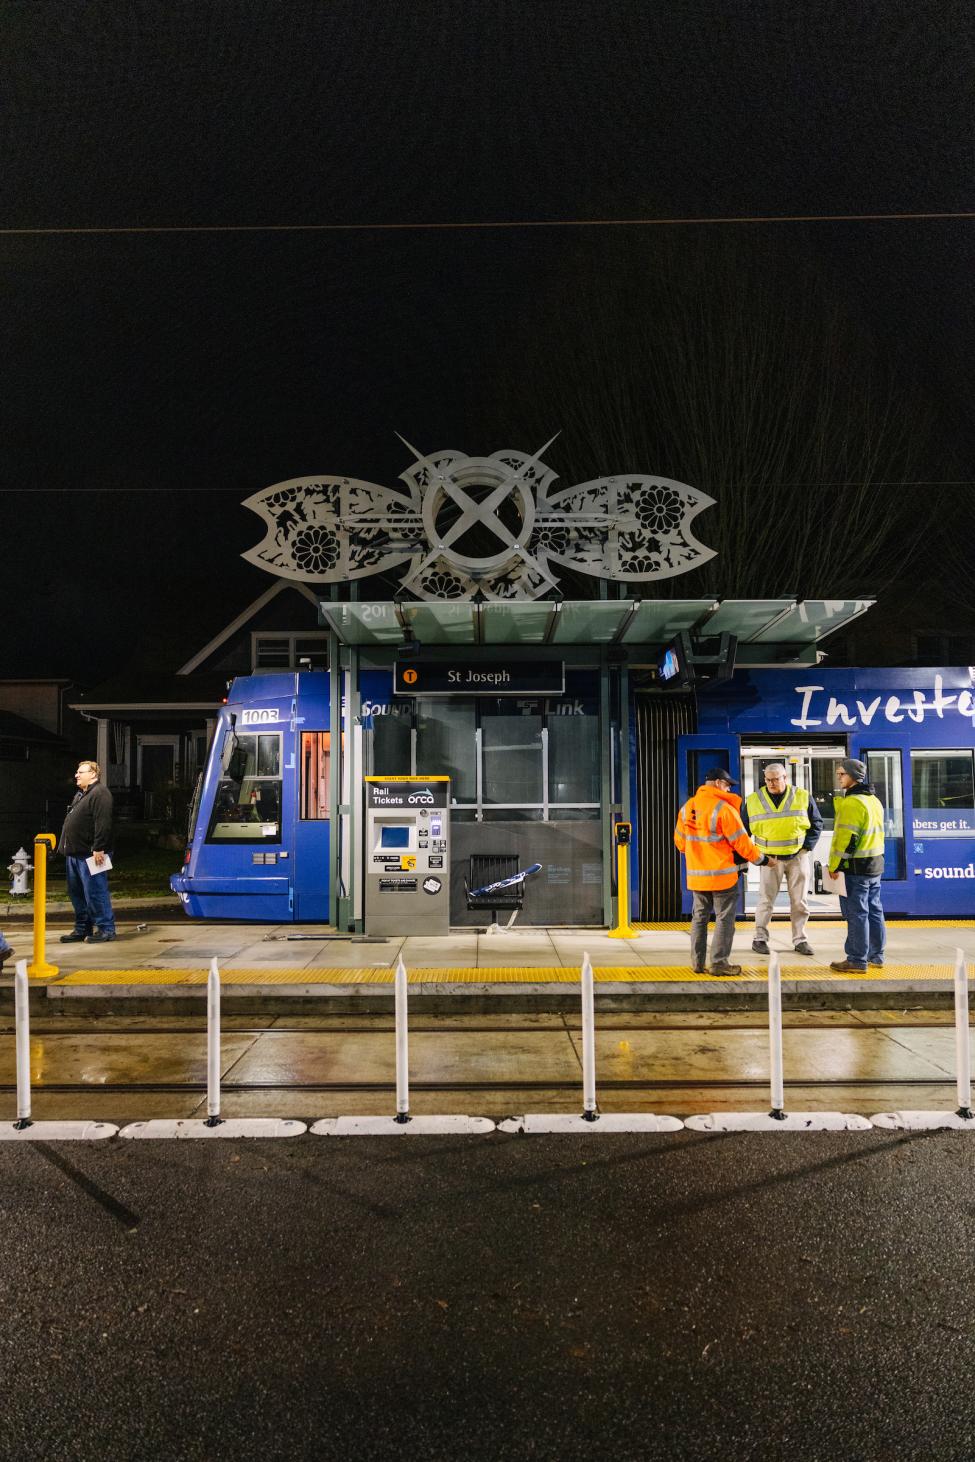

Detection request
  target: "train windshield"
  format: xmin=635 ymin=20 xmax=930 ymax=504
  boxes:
xmin=206 ymin=729 xmax=283 ymax=843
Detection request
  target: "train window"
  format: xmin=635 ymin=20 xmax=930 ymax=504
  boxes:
xmin=300 ymin=732 xmax=330 ymax=820
xmin=911 ymin=751 xmax=975 ymax=834
xmin=206 ymin=731 xmax=283 ymax=843
xmin=865 ymin=749 xmax=905 ymax=881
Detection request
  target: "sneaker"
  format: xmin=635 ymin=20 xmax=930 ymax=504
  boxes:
xmin=829 ymin=959 xmax=867 ymax=973
xmin=60 ymin=931 xmax=90 ymax=943
xmin=794 ymin=941 xmax=815 ymax=957
xmin=751 ymin=939 xmax=770 ymax=955
xmin=710 ymin=962 xmax=743 ymax=977
xmin=86 ymin=930 xmax=117 ymax=943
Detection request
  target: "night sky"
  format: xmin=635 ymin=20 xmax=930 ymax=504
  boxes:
xmin=2 ymin=0 xmax=972 ymax=681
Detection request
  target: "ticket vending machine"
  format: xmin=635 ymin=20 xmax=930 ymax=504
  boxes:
xmin=363 ymin=776 xmax=451 ymax=936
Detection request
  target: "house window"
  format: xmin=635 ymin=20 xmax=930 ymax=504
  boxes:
xmin=252 ymin=633 xmax=329 ymax=672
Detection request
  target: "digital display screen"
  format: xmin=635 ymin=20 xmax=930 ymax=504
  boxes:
xmin=380 ymin=825 xmax=410 ymax=849
xmin=658 ymin=648 xmax=681 ymax=682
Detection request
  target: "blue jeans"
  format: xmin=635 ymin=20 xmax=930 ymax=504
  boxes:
xmin=839 ymin=875 xmax=885 ymax=968
xmin=65 ymin=856 xmax=116 ymax=936
xmin=0 ymin=930 xmax=10 ymax=953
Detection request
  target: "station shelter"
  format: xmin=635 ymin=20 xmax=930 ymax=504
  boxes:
xmin=312 ymin=595 xmax=946 ymax=930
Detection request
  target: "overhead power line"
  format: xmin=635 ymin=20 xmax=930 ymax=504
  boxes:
xmin=2 ymin=211 xmax=974 ymax=237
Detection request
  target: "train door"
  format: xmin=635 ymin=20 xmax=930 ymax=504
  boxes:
xmin=739 ymin=744 xmax=845 ymax=914
xmin=675 ymin=733 xmax=740 ymax=916
xmin=293 ymin=729 xmax=331 ymax=921
xmin=849 ymin=731 xmax=911 ymax=912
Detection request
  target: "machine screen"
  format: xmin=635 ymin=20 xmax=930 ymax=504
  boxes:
xmin=380 ymin=825 xmax=411 ymax=850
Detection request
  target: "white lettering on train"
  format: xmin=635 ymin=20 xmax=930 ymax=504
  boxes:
xmin=791 ymin=676 xmax=975 ymax=731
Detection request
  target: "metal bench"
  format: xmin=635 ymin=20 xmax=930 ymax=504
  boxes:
xmin=465 ymin=854 xmax=525 ymax=934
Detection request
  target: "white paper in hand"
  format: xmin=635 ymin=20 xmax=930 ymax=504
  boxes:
xmin=85 ymin=854 xmax=113 ymax=876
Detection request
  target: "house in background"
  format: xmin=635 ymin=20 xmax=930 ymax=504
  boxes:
xmin=0 ymin=680 xmax=86 ymax=852
xmin=68 ymin=580 xmax=323 ymax=839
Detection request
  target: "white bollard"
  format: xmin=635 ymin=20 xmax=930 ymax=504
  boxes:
xmin=768 ymin=951 xmax=785 ymax=1120
xmin=312 ymin=954 xmax=494 ymax=1135
xmin=0 ymin=960 xmax=117 ymax=1140
xmin=872 ymin=946 xmax=975 ymax=1130
xmin=15 ymin=961 xmax=30 ymax=1127
xmin=394 ymin=953 xmax=410 ymax=1122
xmin=954 ymin=947 xmax=972 ymax=1119
xmin=120 ymin=955 xmax=305 ymax=1140
xmin=686 ymin=949 xmax=871 ymax=1132
xmin=498 ymin=952 xmax=683 ymax=1134
xmin=581 ymin=952 xmax=597 ymax=1121
xmin=206 ymin=958 xmax=222 ymax=1125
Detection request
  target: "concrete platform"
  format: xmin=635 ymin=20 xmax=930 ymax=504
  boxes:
xmin=2 ymin=915 xmax=973 ymax=1010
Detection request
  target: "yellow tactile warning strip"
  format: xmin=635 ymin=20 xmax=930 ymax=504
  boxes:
xmin=52 ymin=963 xmax=959 ymax=986
xmin=633 ymin=919 xmax=975 ymax=931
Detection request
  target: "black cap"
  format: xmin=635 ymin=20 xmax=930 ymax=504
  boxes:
xmin=705 ymin=766 xmax=738 ymax=784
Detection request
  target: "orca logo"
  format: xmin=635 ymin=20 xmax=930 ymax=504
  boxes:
xmin=241 ymin=708 xmax=280 ymax=725
xmin=408 ymin=790 xmax=434 ymax=805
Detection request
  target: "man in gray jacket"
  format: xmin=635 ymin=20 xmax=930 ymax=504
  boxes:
xmin=59 ymin=760 xmax=116 ymax=943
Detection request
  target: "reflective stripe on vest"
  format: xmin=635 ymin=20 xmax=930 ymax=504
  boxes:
xmin=830 ymin=794 xmax=885 ymax=866
xmin=745 ymin=785 xmax=810 ymax=855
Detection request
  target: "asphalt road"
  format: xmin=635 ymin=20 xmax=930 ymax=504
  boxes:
xmin=0 ymin=1130 xmax=973 ymax=1461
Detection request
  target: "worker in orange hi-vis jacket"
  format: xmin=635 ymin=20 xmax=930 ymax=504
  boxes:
xmin=673 ymin=767 xmax=767 ymax=977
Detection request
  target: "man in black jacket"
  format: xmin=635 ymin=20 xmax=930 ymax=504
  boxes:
xmin=59 ymin=760 xmax=116 ymax=943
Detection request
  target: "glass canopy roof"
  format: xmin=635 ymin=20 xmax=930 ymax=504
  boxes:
xmin=319 ymin=598 xmax=874 ymax=652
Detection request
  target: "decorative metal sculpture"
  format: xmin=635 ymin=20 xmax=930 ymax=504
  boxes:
xmin=242 ymin=437 xmax=715 ymax=600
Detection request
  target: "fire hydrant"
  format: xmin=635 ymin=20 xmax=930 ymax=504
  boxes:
xmin=7 ymin=847 xmax=32 ymax=896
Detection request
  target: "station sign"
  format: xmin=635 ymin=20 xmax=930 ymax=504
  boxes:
xmin=394 ymin=660 xmax=565 ymax=697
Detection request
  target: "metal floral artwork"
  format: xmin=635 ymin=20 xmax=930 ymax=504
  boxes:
xmin=241 ymin=437 xmax=716 ymax=600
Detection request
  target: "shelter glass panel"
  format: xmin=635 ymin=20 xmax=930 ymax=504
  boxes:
xmin=371 ymin=709 xmax=412 ymax=777
xmin=548 ymin=714 xmax=600 ymax=804
xmin=416 ymin=699 xmax=476 ymax=800
xmin=482 ymin=706 xmax=543 ymax=805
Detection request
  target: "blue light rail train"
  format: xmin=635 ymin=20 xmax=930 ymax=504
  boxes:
xmin=172 ymin=666 xmax=975 ymax=923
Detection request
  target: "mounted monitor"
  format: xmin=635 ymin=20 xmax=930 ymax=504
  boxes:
xmin=657 ymin=633 xmax=738 ymax=688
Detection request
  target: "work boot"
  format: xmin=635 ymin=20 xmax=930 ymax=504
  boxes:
xmin=829 ymin=959 xmax=867 ymax=973
xmin=60 ymin=930 xmax=90 ymax=943
xmin=87 ymin=930 xmax=117 ymax=943
xmin=710 ymin=962 xmax=742 ymax=977
xmin=794 ymin=941 xmax=815 ymax=957
xmin=751 ymin=938 xmax=770 ymax=955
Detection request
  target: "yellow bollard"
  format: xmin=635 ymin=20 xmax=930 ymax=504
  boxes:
xmin=27 ymin=834 xmax=59 ymax=979
xmin=608 ymin=822 xmax=640 ymax=939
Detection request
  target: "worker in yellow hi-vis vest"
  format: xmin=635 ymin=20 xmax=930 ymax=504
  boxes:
xmin=742 ymin=762 xmax=823 ymax=958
